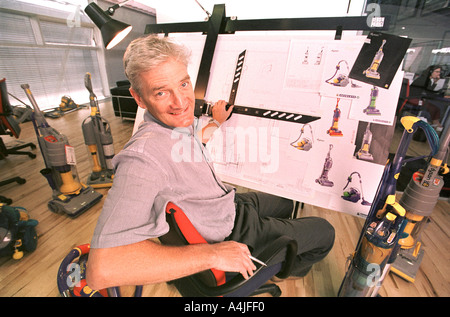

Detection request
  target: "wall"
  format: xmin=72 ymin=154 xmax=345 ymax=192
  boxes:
xmin=107 ymin=0 xmax=367 ymax=88
xmin=98 ymin=0 xmax=156 ymax=88
xmin=144 ymin=0 xmax=366 ymax=23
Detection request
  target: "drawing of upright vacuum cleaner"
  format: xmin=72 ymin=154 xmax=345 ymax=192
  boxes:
xmin=356 ymin=123 xmax=374 ymax=161
xmin=81 ymin=73 xmax=114 ymax=188
xmin=316 ymin=144 xmax=334 ymax=187
xmin=302 ymin=47 xmax=309 ymax=64
xmin=327 ymin=98 xmax=343 ymax=137
xmin=290 ymin=123 xmax=314 ymax=151
xmin=342 ymin=172 xmax=372 ymax=206
xmin=363 ymin=86 xmax=381 ymax=116
xmin=315 ymin=47 xmax=324 ymax=65
xmin=363 ymin=39 xmax=386 ymax=80
xmin=21 ymin=84 xmax=102 ymax=218
xmin=338 ymin=116 xmax=439 ymax=297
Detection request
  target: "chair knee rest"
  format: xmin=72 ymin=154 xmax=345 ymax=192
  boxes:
xmin=186 ymin=235 xmax=297 ymax=297
xmin=255 ymin=235 xmax=298 ymax=279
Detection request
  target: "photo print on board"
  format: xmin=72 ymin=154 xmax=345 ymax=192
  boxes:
xmin=349 ymin=32 xmax=412 ymax=89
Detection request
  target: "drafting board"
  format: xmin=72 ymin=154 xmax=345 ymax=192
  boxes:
xmin=132 ymin=6 xmax=403 ymax=217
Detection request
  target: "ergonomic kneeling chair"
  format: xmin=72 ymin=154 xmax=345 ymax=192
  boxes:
xmin=57 ymin=202 xmax=297 ymax=297
xmin=159 ymin=202 xmax=298 ymax=297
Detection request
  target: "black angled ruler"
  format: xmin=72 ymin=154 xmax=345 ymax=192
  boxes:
xmin=199 ymin=49 xmax=321 ymax=125
xmin=230 ymin=106 xmax=320 ymax=124
xmin=228 ymin=50 xmax=246 ymax=105
xmin=201 ymin=102 xmax=320 ymax=124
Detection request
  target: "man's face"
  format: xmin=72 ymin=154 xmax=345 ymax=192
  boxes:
xmin=430 ymin=68 xmax=441 ymax=81
xmin=130 ymin=58 xmax=195 ymax=128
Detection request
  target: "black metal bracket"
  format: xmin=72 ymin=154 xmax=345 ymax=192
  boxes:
xmin=144 ymin=4 xmax=390 ymax=118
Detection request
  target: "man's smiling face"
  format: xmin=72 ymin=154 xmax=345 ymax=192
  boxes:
xmin=130 ymin=58 xmax=195 ymax=128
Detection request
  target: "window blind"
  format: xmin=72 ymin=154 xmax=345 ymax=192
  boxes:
xmin=0 ymin=1 xmax=106 ymax=110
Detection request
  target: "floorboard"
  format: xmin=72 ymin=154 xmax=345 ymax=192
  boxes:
xmin=1 ymin=100 xmax=448 ymax=297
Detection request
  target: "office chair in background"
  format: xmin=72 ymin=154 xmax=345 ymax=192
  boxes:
xmin=0 ymin=78 xmax=36 ymax=204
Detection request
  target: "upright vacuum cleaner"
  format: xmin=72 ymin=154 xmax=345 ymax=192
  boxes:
xmin=81 ymin=73 xmax=114 ymax=188
xmin=390 ymin=122 xmax=449 ymax=282
xmin=337 ymin=116 xmax=440 ymax=297
xmin=316 ymin=144 xmax=335 ymax=187
xmin=21 ymin=84 xmax=102 ymax=218
xmin=363 ymin=86 xmax=381 ymax=116
xmin=327 ymin=98 xmax=343 ymax=137
xmin=363 ymin=39 xmax=386 ymax=80
xmin=356 ymin=123 xmax=374 ymax=161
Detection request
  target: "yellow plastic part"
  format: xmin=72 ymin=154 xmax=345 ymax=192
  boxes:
xmin=88 ymin=144 xmax=102 ymax=172
xmin=59 ymin=171 xmax=82 ymax=195
xmin=400 ymin=116 xmax=420 ymax=133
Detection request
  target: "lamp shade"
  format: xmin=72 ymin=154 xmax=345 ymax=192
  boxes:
xmin=85 ymin=2 xmax=133 ymax=49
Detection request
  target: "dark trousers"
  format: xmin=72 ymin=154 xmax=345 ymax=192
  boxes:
xmin=227 ymin=192 xmax=335 ymax=277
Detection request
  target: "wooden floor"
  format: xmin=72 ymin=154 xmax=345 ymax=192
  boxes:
xmin=0 ymin=100 xmax=448 ymax=297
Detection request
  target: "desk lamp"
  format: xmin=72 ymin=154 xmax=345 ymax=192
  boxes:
xmin=85 ymin=1 xmax=132 ymax=49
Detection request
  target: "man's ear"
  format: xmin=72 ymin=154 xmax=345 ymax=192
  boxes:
xmin=129 ymin=87 xmax=146 ymax=110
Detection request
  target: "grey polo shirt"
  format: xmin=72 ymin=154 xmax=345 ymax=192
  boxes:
xmin=90 ymin=110 xmax=236 ymax=248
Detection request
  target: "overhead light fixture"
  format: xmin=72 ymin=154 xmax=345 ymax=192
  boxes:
xmin=85 ymin=1 xmax=133 ymax=50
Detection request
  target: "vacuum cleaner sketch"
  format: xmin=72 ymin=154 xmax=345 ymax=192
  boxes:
xmin=316 ymin=144 xmax=334 ymax=187
xmin=290 ymin=123 xmax=314 ymax=151
xmin=363 ymin=86 xmax=381 ymax=116
xmin=327 ymin=98 xmax=343 ymax=137
xmin=21 ymin=84 xmax=102 ymax=218
xmin=302 ymin=47 xmax=309 ymax=65
xmin=342 ymin=172 xmax=371 ymax=206
xmin=356 ymin=123 xmax=374 ymax=161
xmin=325 ymin=60 xmax=360 ymax=88
xmin=363 ymin=39 xmax=386 ymax=80
xmin=349 ymin=32 xmax=412 ymax=89
xmin=302 ymin=46 xmax=324 ymax=65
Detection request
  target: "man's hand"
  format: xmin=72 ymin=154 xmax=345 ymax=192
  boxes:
xmin=212 ymin=100 xmax=233 ymax=125
xmin=209 ymin=241 xmax=256 ymax=280
xmin=87 ymin=239 xmax=256 ymax=291
xmin=200 ymin=100 xmax=234 ymax=144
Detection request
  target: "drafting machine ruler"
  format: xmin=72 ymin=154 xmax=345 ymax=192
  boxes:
xmin=196 ymin=50 xmax=320 ymax=125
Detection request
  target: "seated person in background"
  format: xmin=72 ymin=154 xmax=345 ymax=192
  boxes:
xmin=411 ymin=65 xmax=443 ymax=93
xmin=409 ymin=65 xmax=447 ymax=128
xmin=86 ymin=35 xmax=335 ymax=291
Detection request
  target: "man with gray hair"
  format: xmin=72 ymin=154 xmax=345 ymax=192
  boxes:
xmin=86 ymin=35 xmax=335 ymax=292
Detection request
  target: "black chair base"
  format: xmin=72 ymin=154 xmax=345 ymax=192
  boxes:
xmin=250 ymin=283 xmax=282 ymax=297
xmin=0 ymin=196 xmax=12 ymax=205
xmin=0 ymin=176 xmax=26 ymax=205
xmin=0 ymin=138 xmax=36 ymax=159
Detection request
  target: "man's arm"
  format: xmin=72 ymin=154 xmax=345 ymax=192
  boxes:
xmin=86 ymin=239 xmax=255 ymax=291
xmin=200 ymin=100 xmax=233 ymax=144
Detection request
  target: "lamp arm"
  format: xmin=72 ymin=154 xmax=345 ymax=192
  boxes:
xmin=106 ymin=0 xmax=131 ymax=16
